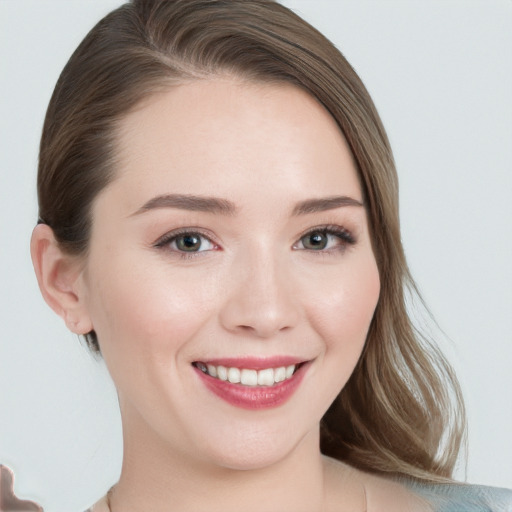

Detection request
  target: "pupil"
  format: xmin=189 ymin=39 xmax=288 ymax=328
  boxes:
xmin=178 ymin=234 xmax=201 ymax=251
xmin=305 ymin=232 xmax=327 ymax=250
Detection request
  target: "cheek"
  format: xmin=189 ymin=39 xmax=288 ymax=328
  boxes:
xmin=307 ymin=256 xmax=380 ymax=356
xmin=83 ymin=251 xmax=219 ymax=363
xmin=294 ymin=253 xmax=380 ymax=419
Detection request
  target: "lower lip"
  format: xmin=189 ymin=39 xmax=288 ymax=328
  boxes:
xmin=194 ymin=363 xmax=308 ymax=410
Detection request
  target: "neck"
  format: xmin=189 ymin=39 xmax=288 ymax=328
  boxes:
xmin=109 ymin=408 xmax=329 ymax=512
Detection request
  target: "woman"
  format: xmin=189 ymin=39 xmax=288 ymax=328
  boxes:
xmin=27 ymin=0 xmax=511 ymax=511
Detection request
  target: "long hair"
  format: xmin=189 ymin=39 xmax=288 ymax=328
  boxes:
xmin=37 ymin=0 xmax=466 ymax=481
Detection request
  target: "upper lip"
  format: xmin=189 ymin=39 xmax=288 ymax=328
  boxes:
xmin=193 ymin=356 xmax=308 ymax=370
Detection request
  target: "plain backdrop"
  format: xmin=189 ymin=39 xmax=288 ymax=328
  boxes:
xmin=0 ymin=1 xmax=511 ymax=510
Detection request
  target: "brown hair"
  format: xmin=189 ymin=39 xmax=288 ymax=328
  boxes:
xmin=37 ymin=0 xmax=466 ymax=482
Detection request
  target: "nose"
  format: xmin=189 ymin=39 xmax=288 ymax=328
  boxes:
xmin=218 ymin=250 xmax=301 ymax=339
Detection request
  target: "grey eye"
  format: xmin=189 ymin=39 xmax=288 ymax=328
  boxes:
xmin=300 ymin=232 xmax=328 ymax=250
xmin=155 ymin=230 xmax=217 ymax=255
xmin=175 ymin=234 xmax=204 ymax=252
xmin=294 ymin=226 xmax=354 ymax=252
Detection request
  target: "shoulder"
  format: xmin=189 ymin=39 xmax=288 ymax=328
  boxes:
xmin=361 ymin=471 xmax=433 ymax=512
xmin=400 ymin=479 xmax=512 ymax=512
xmin=83 ymin=494 xmax=109 ymax=512
xmin=322 ymin=457 xmax=432 ymax=511
xmin=323 ymin=457 xmax=512 ymax=512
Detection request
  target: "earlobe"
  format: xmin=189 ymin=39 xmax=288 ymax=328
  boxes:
xmin=30 ymin=224 xmax=93 ymax=335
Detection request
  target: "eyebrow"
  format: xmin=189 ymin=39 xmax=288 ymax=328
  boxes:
xmin=132 ymin=193 xmax=363 ymax=217
xmin=132 ymin=194 xmax=237 ymax=216
xmin=292 ymin=195 xmax=364 ymax=215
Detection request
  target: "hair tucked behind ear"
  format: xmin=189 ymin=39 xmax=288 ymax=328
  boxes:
xmin=37 ymin=0 xmax=466 ymax=481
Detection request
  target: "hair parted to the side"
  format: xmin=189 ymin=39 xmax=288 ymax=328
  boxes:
xmin=37 ymin=0 xmax=466 ymax=483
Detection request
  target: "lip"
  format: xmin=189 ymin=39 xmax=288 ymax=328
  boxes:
xmin=193 ymin=359 xmax=310 ymax=410
xmin=198 ymin=356 xmax=304 ymax=370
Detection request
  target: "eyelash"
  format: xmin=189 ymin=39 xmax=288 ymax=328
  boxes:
xmin=153 ymin=224 xmax=356 ymax=259
xmin=293 ymin=225 xmax=356 ymax=254
xmin=154 ymin=228 xmax=219 ymax=260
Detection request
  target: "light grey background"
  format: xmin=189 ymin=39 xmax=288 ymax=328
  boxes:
xmin=0 ymin=1 xmax=511 ymax=510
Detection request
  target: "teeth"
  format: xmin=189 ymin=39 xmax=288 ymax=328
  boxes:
xmin=257 ymin=368 xmax=274 ymax=386
xmin=240 ymin=369 xmax=258 ymax=386
xmin=274 ymin=366 xmax=286 ymax=383
xmin=216 ymin=365 xmax=228 ymax=381
xmin=227 ymin=367 xmax=241 ymax=383
xmin=197 ymin=362 xmax=298 ymax=387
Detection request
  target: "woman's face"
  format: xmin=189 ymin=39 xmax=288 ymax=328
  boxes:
xmin=78 ymin=79 xmax=380 ymax=470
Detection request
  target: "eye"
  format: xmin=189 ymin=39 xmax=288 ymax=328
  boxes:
xmin=293 ymin=226 xmax=355 ymax=252
xmin=155 ymin=230 xmax=217 ymax=254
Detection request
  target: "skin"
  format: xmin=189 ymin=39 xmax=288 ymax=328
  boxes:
xmin=32 ymin=79 xmax=428 ymax=511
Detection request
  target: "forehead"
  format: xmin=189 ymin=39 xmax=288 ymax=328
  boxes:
xmin=105 ymin=78 xmax=361 ymax=213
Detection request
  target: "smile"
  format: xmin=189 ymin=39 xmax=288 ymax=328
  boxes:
xmin=193 ymin=362 xmax=298 ymax=387
xmin=192 ymin=358 xmax=310 ymax=409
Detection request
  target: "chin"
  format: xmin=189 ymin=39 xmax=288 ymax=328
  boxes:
xmin=209 ymin=442 xmax=296 ymax=472
xmin=197 ymin=420 xmax=316 ymax=472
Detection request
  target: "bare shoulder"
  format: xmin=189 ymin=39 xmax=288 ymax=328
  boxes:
xmin=322 ymin=456 xmax=432 ymax=512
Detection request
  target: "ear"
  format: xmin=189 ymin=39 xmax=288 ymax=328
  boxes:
xmin=30 ymin=224 xmax=93 ymax=335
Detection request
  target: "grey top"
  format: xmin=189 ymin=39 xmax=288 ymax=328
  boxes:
xmin=403 ymin=480 xmax=512 ymax=512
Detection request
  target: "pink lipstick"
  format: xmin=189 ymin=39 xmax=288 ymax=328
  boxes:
xmin=192 ymin=357 xmax=309 ymax=410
